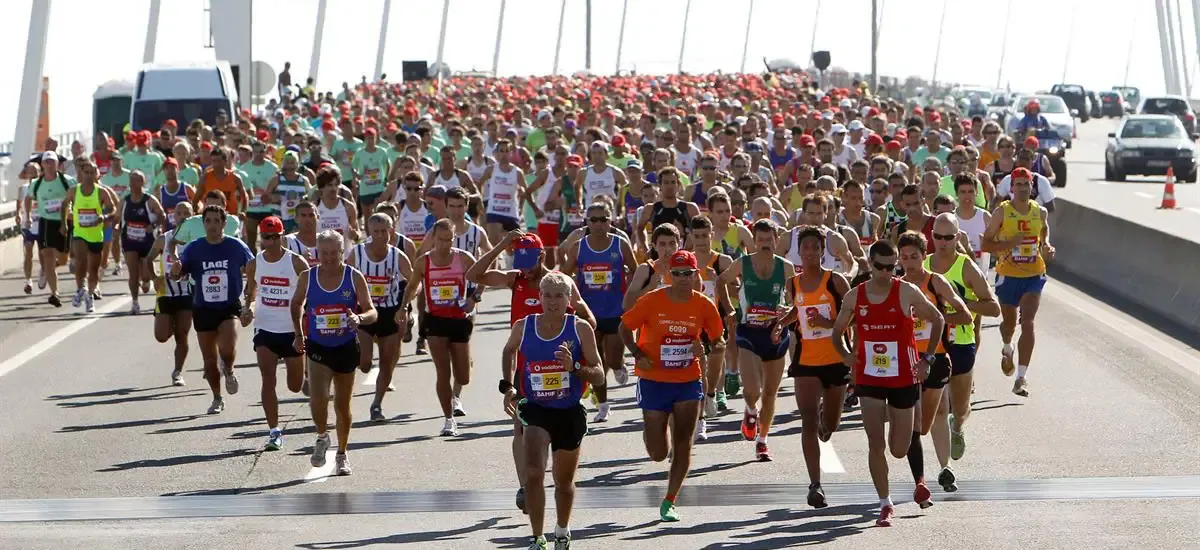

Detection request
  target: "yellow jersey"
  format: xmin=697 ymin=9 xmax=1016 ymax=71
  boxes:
xmin=995 ymin=200 xmax=1046 ymax=278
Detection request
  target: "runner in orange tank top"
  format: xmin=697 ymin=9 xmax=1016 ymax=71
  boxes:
xmin=195 ymin=148 xmax=247 ymax=215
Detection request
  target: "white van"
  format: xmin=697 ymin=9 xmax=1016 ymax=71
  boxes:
xmin=130 ymin=61 xmax=239 ymax=131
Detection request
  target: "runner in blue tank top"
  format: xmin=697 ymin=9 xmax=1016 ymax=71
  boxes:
xmin=291 ymin=228 xmax=378 ymax=477
xmin=501 ymin=271 xmax=604 ymax=550
xmin=159 ymin=158 xmax=195 ymax=231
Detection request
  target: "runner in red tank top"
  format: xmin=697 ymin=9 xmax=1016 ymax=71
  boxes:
xmin=464 ymin=228 xmax=595 ymax=512
xmin=831 ymin=239 xmax=944 ymax=528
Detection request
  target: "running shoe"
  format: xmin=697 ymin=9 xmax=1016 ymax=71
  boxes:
xmin=807 ymin=484 xmax=828 ymax=508
xmin=658 ymin=499 xmax=680 ymax=522
xmin=72 ymin=288 xmax=85 ymax=308
xmin=130 ymin=300 xmax=141 ymax=315
xmin=703 ymin=395 xmax=718 ymax=418
xmin=526 ymin=536 xmax=547 ymax=550
xmin=876 ymin=504 xmax=895 ymax=527
xmin=740 ymin=410 xmax=759 ymax=441
xmin=334 ymin=452 xmax=351 ymax=476
xmin=440 ymin=417 xmax=458 ymax=437
xmin=207 ymin=397 xmax=224 ymax=415
xmin=38 ymin=272 xmax=46 ymax=290
xmin=695 ymin=418 xmax=708 ymax=442
xmin=171 ymin=368 xmax=185 ymax=386
xmin=593 ymin=403 xmax=610 ymax=423
xmin=141 ymin=279 xmax=150 ymax=294
xmin=613 ymin=367 xmax=629 ymax=386
xmin=553 ymin=534 xmax=571 ymax=550
xmin=370 ymin=405 xmax=386 ymax=423
xmin=92 ymin=289 xmax=103 ymax=300
xmin=266 ymin=428 xmax=283 ymax=451
xmin=723 ymin=372 xmax=740 ymax=397
xmin=111 ymin=264 xmax=121 ymax=276
xmin=415 ymin=337 xmax=427 ymax=355
xmin=224 ymin=365 xmax=240 ymax=395
xmin=950 ymin=414 xmax=966 ymax=460
xmin=311 ymin=434 xmax=331 ymax=467
xmin=1012 ymin=377 xmax=1029 ymax=397
xmin=817 ymin=402 xmax=832 ymax=442
xmin=48 ymin=294 xmax=61 ymax=307
xmin=755 ymin=441 xmax=772 ymax=462
xmin=452 ymin=397 xmax=466 ymax=417
xmin=516 ymin=487 xmax=527 ymax=514
xmin=843 ymin=389 xmax=858 ymax=411
xmin=914 ymin=482 xmax=933 ymax=509
xmin=715 ymin=390 xmax=729 ymax=412
xmin=1000 ymin=346 xmax=1016 ymax=377
xmin=84 ymin=293 xmax=95 ymax=314
xmin=23 ymin=280 xmax=32 ymax=295
xmin=938 ymin=466 xmax=958 ymax=493
xmin=402 ymin=314 xmax=414 ymax=343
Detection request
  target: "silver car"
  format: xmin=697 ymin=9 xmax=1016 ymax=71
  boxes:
xmin=1104 ymin=115 xmax=1197 ymax=182
xmin=1006 ymin=94 xmax=1076 ymax=146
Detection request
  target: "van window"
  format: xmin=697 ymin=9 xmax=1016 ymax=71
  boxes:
xmin=132 ymin=98 xmax=230 ymax=131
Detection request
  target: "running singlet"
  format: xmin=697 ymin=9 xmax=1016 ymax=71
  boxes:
xmin=398 ymin=202 xmax=433 ymax=245
xmin=995 ymin=201 xmax=1046 ymax=278
xmin=511 ymin=271 xmax=544 ymax=325
xmin=582 ymin=165 xmax=617 ymax=205
xmin=712 ymin=223 xmax=744 ymax=258
xmin=925 ymin=254 xmax=976 ymax=345
xmin=286 ymin=234 xmax=319 ymax=266
xmin=912 ymin=273 xmax=948 ymax=354
xmin=517 ymin=314 xmax=586 ymax=408
xmin=575 ymin=236 xmax=626 ymax=319
xmin=651 ymin=201 xmax=690 ymax=234
xmin=275 ymin=173 xmax=308 ymax=223
xmin=839 ymin=210 xmax=876 ymax=247
xmin=159 ymin=183 xmax=189 ymax=230
xmin=620 ymin=288 xmax=724 ymax=383
xmin=433 ymin=170 xmax=463 ymax=190
xmin=738 ymin=255 xmax=787 ymax=328
xmin=792 ymin=270 xmax=844 ymax=366
xmin=121 ymin=194 xmax=155 ymax=247
xmin=71 ymin=185 xmax=105 ymax=243
xmin=465 ymin=157 xmax=491 ymax=182
xmin=179 ymin=237 xmax=254 ymax=309
xmin=305 ymin=265 xmax=359 ymax=346
xmin=424 ymin=251 xmax=469 ymax=319
xmin=198 ymin=169 xmax=242 ymax=214
xmin=352 ymin=243 xmax=405 ymax=309
xmin=485 ymin=165 xmax=520 ymax=219
xmin=956 ymin=208 xmax=990 ymax=272
xmin=851 ymin=278 xmax=919 ymax=388
xmin=254 ymin=250 xmax=301 ymax=334
xmin=316 ymin=199 xmax=350 ymax=237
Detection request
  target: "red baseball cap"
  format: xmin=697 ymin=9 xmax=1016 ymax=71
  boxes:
xmin=865 ymin=134 xmax=884 ymax=146
xmin=771 ymin=114 xmax=785 ymax=124
xmin=162 ymin=157 xmax=179 ymax=167
xmin=1024 ymin=136 xmax=1040 ymax=149
xmin=669 ymin=250 xmax=698 ymax=270
xmin=1011 ymin=167 xmax=1032 ymax=181
xmin=258 ymin=215 xmax=284 ymax=235
xmin=566 ymin=154 xmax=585 ymax=167
xmin=611 ymin=134 xmax=626 ymax=147
xmin=885 ymin=139 xmax=903 ymax=151
xmin=798 ymin=135 xmax=816 ymax=147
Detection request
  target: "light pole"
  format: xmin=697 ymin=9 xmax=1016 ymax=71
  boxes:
xmin=740 ymin=0 xmax=755 ymax=73
xmin=995 ymin=0 xmax=1013 ymax=89
xmin=615 ymin=0 xmax=629 ymax=74
xmin=678 ymin=0 xmax=693 ymax=73
xmin=492 ymin=0 xmax=507 ymax=76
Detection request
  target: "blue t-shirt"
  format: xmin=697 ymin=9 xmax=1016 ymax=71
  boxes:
xmin=180 ymin=237 xmax=254 ymax=309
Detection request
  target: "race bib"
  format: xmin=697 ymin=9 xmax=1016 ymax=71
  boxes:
xmin=582 ymin=264 xmax=613 ymax=288
xmin=248 ymin=190 xmax=264 ymax=208
xmin=530 ymin=369 xmax=569 ymax=392
xmin=566 ymin=209 xmax=584 ymax=226
xmin=319 ymin=217 xmax=345 ymax=234
xmin=282 ymin=196 xmax=300 ymax=220
xmin=431 ymin=280 xmax=460 ymax=305
xmin=44 ymin=199 xmax=62 ymax=214
xmin=865 ymin=340 xmax=900 ymax=378
xmin=202 ymin=270 xmax=229 ymax=303
xmin=1011 ymin=238 xmax=1039 ymax=264
xmin=913 ymin=318 xmax=932 ymax=341
xmin=403 ymin=219 xmax=427 ymax=238
xmin=490 ymin=192 xmax=514 ymax=214
xmin=744 ymin=304 xmax=776 ymax=328
xmin=541 ymin=209 xmax=562 ymax=224
xmin=125 ymin=221 xmax=149 ymax=241
xmin=366 ymin=274 xmax=390 ymax=301
xmin=363 ymin=168 xmax=381 ymax=185
xmin=800 ymin=304 xmax=833 ymax=340
xmin=77 ymin=208 xmax=100 ymax=228
xmin=701 ymin=280 xmax=717 ymax=300
xmin=660 ymin=335 xmax=694 ymax=369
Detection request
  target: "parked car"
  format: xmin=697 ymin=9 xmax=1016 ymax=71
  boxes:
xmin=1098 ymin=91 xmax=1125 ymax=117
xmin=1136 ymin=95 xmax=1196 ymax=135
xmin=1104 ymin=114 xmax=1198 ymax=182
xmin=1051 ymin=84 xmax=1090 ymax=123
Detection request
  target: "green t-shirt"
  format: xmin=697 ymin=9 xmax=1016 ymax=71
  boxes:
xmin=124 ymin=150 xmax=165 ymax=186
xmin=938 ymin=175 xmax=986 ymax=208
xmin=101 ymin=171 xmax=132 ymax=199
xmin=172 ymin=213 xmax=242 ymax=245
xmin=179 ymin=164 xmax=202 ymax=187
xmin=329 ymin=138 xmax=363 ymax=182
xmin=913 ymin=147 xmax=949 ymax=168
xmin=526 ymin=129 xmax=547 ymax=155
xmin=352 ymin=146 xmax=392 ymax=196
xmin=240 ymin=159 xmax=280 ymax=213
xmin=32 ymin=173 xmax=76 ymax=221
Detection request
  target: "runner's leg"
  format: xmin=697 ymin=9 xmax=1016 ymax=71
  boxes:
xmin=521 ymin=425 xmax=551 ymax=538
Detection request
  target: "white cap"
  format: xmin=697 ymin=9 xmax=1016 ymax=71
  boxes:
xmin=40 ymin=151 xmax=58 ymax=162
xmin=821 ymin=111 xmax=834 ymax=120
xmin=847 ymin=120 xmax=865 ymax=131
xmin=830 ymin=123 xmax=847 ymax=134
xmin=840 ymin=98 xmax=853 ymax=108
xmin=537 ymin=109 xmax=553 ymax=120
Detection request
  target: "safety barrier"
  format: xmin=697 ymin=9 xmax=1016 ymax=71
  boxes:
xmin=1050 ymin=198 xmax=1200 ymax=334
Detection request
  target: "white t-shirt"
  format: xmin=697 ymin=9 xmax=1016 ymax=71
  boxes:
xmin=996 ymin=174 xmax=1056 ymax=206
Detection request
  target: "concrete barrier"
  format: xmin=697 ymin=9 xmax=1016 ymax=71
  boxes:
xmin=1050 ymin=198 xmax=1200 ymax=333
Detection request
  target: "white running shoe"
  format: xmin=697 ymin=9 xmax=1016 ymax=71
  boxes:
xmin=614 ymin=367 xmax=630 ymax=386
xmin=37 ymin=272 xmax=46 ymax=290
xmin=704 ymin=395 xmax=718 ymax=417
xmin=440 ymin=417 xmax=458 ymax=436
xmin=452 ymin=397 xmax=466 ymax=417
xmin=335 ymin=452 xmax=352 ymax=476
xmin=311 ymin=434 xmax=331 ymax=467
xmin=593 ymin=403 xmax=611 ymax=423
xmin=171 ymin=368 xmax=185 ymax=386
xmin=130 ymin=300 xmax=141 ymax=315
xmin=23 ymin=279 xmax=32 ymax=295
xmin=695 ymin=417 xmax=709 ymax=441
xmin=84 ymin=293 xmax=95 ymax=314
xmin=207 ymin=397 xmax=225 ymax=414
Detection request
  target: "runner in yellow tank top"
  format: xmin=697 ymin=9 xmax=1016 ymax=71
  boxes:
xmin=982 ymin=167 xmax=1055 ymax=398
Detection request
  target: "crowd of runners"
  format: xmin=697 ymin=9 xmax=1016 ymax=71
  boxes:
xmin=13 ymin=69 xmax=1057 ymax=549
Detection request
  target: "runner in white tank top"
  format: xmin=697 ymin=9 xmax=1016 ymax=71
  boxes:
xmin=464 ymin=156 xmax=492 ymax=183
xmin=241 ymin=216 xmax=309 ymax=451
xmin=582 ymin=142 xmax=627 ymax=206
xmin=956 ymin=202 xmax=991 ymax=273
xmin=673 ymin=147 xmax=701 ymax=178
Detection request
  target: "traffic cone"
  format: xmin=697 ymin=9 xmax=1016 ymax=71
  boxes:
xmin=1158 ymin=168 xmax=1179 ymax=210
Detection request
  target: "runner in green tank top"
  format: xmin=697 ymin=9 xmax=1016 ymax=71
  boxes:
xmin=61 ymin=159 xmax=118 ymax=313
xmin=717 ymin=219 xmax=796 ymax=462
xmin=924 ymin=214 xmax=1000 ymax=472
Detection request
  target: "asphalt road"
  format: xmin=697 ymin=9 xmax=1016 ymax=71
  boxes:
xmin=1060 ymin=118 xmax=1200 ymax=243
xmin=1 ymin=255 xmax=1199 ymax=548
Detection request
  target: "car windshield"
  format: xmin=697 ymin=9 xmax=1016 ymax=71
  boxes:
xmin=1141 ymin=98 xmax=1190 ymax=116
xmin=1120 ymin=119 xmax=1184 ymax=139
xmin=1055 ymin=85 xmax=1084 ymax=95
xmin=1028 ymin=96 xmax=1068 ymax=114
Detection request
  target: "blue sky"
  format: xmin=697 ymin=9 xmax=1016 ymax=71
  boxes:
xmin=0 ymin=0 xmax=1179 ymax=140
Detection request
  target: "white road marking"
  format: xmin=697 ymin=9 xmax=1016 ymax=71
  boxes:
xmin=1044 ymin=284 xmax=1200 ymax=383
xmin=0 ymin=296 xmax=132 ymax=379
xmin=1096 ymin=181 xmax=1110 ymax=185
xmin=819 ymin=440 xmax=845 ymax=473
xmin=304 ymin=450 xmax=337 ymax=483
xmin=1133 ymin=191 xmax=1156 ymax=199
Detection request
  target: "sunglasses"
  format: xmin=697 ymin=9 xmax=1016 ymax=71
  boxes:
xmin=670 ymin=269 xmax=697 ymax=277
xmin=872 ymin=261 xmax=897 ymax=271
xmin=405 ymin=186 xmax=422 ymax=191
xmin=262 ymin=233 xmax=282 ymax=240
xmin=701 ymin=166 xmax=717 ymax=171
xmin=588 ymin=216 xmax=610 ymax=223
xmin=932 ymin=232 xmax=957 ymax=241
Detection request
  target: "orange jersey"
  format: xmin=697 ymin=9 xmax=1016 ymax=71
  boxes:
xmin=621 ymin=288 xmax=724 ymax=383
xmin=198 ymin=168 xmax=242 ymax=214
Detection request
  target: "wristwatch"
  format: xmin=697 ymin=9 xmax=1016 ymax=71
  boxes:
xmin=920 ymin=352 xmax=936 ymax=365
xmin=498 ymin=379 xmax=514 ymax=394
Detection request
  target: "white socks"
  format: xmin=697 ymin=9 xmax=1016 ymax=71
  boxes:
xmin=554 ymin=525 xmax=570 ymax=538
xmin=880 ymin=497 xmax=893 ymax=508
xmin=1017 ymin=364 xmax=1029 ymax=379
